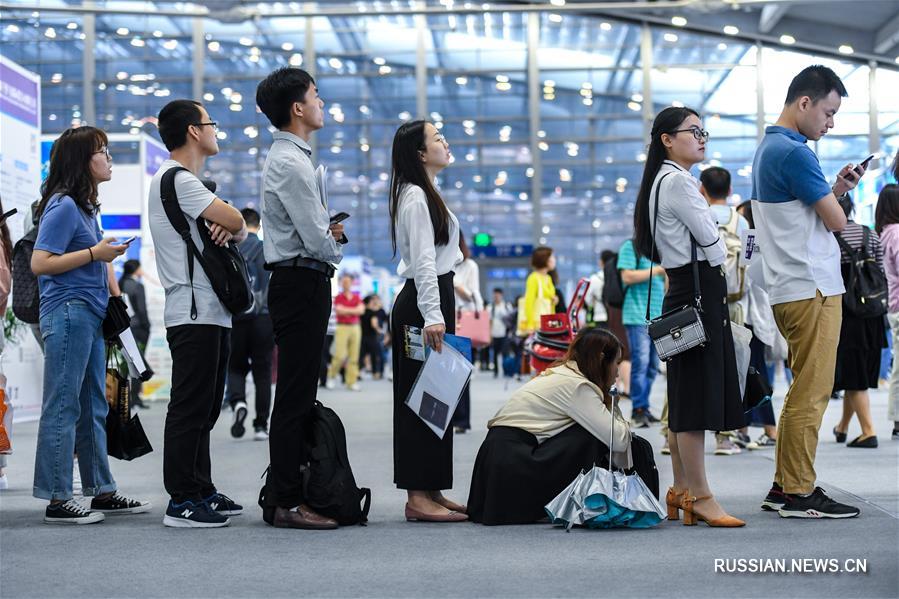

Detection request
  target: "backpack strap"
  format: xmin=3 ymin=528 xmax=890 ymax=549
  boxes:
xmin=833 ymin=230 xmax=860 ymax=260
xmin=160 ymin=166 xmax=207 ymax=321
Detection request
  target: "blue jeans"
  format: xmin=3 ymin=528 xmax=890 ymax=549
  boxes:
xmin=626 ymin=324 xmax=659 ymax=413
xmin=33 ymin=299 xmax=115 ymax=501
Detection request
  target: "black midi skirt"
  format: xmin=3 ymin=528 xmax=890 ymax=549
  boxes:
xmin=391 ymin=272 xmax=456 ymax=490
xmin=467 ymin=424 xmax=659 ymax=525
xmin=663 ymin=261 xmax=744 ymax=433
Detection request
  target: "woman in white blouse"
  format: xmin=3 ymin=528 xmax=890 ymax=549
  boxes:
xmin=467 ymin=327 xmax=658 ymax=525
xmin=632 ymin=107 xmax=745 ymax=528
xmin=388 ymin=120 xmax=467 ymax=523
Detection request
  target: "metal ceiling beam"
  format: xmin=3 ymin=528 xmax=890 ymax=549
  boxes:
xmin=5 ymin=0 xmax=897 ymax=65
xmin=758 ymin=3 xmax=789 ymax=34
xmin=874 ymin=9 xmax=899 ymax=54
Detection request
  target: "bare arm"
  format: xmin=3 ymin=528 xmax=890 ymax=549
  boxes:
xmin=107 ymin=263 xmax=121 ymax=296
xmin=813 ymin=193 xmax=847 ymax=233
xmin=620 ymin=266 xmax=665 ymax=285
xmin=31 ymin=238 xmax=127 ymax=276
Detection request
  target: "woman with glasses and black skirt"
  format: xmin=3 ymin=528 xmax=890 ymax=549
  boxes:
xmin=388 ymin=120 xmax=468 ymax=523
xmin=633 ymin=107 xmax=745 ymax=528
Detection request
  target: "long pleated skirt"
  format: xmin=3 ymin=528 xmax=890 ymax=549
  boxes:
xmin=664 ymin=261 xmax=745 ymax=433
xmin=467 ymin=424 xmax=659 ymax=525
xmin=391 ymin=272 xmax=456 ymax=490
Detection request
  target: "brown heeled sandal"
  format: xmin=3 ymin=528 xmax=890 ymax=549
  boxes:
xmin=682 ymin=495 xmax=746 ymax=527
xmin=665 ymin=487 xmax=688 ymax=521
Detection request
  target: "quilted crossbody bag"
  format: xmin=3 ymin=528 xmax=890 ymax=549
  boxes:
xmin=645 ymin=172 xmax=707 ymax=361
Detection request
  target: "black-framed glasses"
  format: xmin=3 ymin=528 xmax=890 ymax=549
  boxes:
xmin=669 ymin=127 xmax=710 ymax=142
xmin=94 ymin=146 xmax=111 ymax=160
xmin=192 ymin=121 xmax=219 ymax=132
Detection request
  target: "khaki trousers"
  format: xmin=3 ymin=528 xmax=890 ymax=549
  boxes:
xmin=772 ymin=291 xmax=842 ymax=494
xmin=328 ymin=324 xmax=362 ymax=386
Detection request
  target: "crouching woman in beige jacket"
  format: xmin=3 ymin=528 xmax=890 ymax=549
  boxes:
xmin=467 ymin=327 xmax=658 ymax=525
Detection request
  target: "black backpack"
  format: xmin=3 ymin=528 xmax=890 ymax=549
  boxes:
xmin=235 ymin=237 xmax=267 ymax=319
xmin=835 ymin=228 xmax=888 ymax=319
xmin=601 ymin=253 xmax=626 ymax=309
xmin=160 ymin=167 xmax=253 ymax=318
xmin=259 ymin=401 xmax=371 ymax=526
xmin=11 ymin=226 xmax=40 ymax=324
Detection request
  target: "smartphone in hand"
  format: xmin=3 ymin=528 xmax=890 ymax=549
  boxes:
xmin=854 ymin=154 xmax=875 ymax=176
xmin=330 ymin=212 xmax=350 ymax=224
xmin=113 ymin=236 xmax=137 ymax=246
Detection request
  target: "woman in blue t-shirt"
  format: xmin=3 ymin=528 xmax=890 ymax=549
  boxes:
xmin=31 ymin=126 xmax=149 ymax=524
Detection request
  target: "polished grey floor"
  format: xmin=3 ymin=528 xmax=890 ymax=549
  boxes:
xmin=1 ymin=368 xmax=897 ymax=598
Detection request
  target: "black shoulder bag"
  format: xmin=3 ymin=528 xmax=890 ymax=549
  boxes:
xmin=160 ymin=167 xmax=253 ymax=318
xmin=645 ymin=172 xmax=708 ymax=361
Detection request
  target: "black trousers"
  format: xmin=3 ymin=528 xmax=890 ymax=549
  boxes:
xmin=392 ymin=272 xmax=455 ymax=490
xmin=319 ymin=333 xmax=333 ymax=386
xmin=491 ymin=336 xmax=507 ymax=376
xmin=267 ymin=267 xmax=331 ymax=507
xmin=164 ymin=324 xmax=230 ymax=504
xmin=226 ymin=314 xmax=274 ymax=429
xmin=361 ymin=334 xmax=384 ymax=375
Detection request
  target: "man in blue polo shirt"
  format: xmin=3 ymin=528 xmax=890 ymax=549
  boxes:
xmin=751 ymin=65 xmax=866 ymax=520
xmin=617 ymin=238 xmax=665 ymax=428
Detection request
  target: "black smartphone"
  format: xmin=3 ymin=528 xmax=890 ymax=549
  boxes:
xmin=0 ymin=208 xmax=17 ymax=224
xmin=854 ymin=154 xmax=875 ymax=175
xmin=330 ymin=212 xmax=350 ymax=224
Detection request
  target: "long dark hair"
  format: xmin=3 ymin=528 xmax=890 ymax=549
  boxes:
xmin=38 ymin=126 xmax=108 ymax=218
xmin=633 ymin=106 xmax=700 ymax=260
xmin=389 ymin=120 xmax=451 ymax=255
xmin=550 ymin=327 xmax=623 ymax=393
xmin=875 ymin=184 xmax=899 ymax=235
xmin=0 ymin=196 xmax=11 ymax=270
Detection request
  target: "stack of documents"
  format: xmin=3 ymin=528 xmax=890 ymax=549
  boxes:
xmin=404 ymin=340 xmax=473 ymax=439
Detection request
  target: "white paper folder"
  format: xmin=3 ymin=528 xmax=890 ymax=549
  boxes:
xmin=404 ymin=343 xmax=474 ymax=439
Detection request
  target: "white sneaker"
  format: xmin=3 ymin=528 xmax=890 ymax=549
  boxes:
xmin=348 ymin=383 xmax=362 ymax=392
xmin=714 ymin=434 xmax=742 ymax=456
xmin=0 ymin=473 xmax=8 ymax=490
xmin=325 ymin=378 xmax=337 ymax=390
xmin=253 ymin=428 xmax=269 ymax=441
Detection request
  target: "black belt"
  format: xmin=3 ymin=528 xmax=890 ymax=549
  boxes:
xmin=265 ymin=256 xmax=335 ymax=278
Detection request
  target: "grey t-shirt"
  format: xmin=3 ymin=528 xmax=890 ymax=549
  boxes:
xmin=148 ymin=159 xmax=231 ymax=329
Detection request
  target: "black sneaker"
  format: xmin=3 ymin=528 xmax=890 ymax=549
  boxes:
xmin=204 ymin=492 xmax=243 ymax=516
xmin=44 ymin=499 xmax=105 ymax=524
xmin=91 ymin=491 xmax=152 ymax=515
xmin=761 ymin=482 xmax=787 ymax=511
xmin=731 ymin=431 xmax=752 ymax=449
xmin=163 ymin=499 xmax=230 ymax=528
xmin=646 ymin=411 xmax=661 ymax=424
xmin=778 ymin=487 xmax=860 ymax=519
xmin=231 ymin=402 xmax=248 ymax=438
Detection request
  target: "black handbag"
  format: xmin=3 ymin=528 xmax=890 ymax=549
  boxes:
xmin=105 ymin=347 xmax=153 ymax=461
xmin=102 ymin=295 xmax=131 ymax=341
xmin=645 ymin=173 xmax=707 ymax=361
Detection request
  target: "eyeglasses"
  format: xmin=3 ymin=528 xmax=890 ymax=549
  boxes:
xmin=192 ymin=121 xmax=219 ymax=132
xmin=669 ymin=127 xmax=710 ymax=142
xmin=94 ymin=146 xmax=111 ymax=160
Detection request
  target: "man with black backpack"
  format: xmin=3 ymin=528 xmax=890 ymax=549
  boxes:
xmin=227 ymin=208 xmax=274 ymax=442
xmin=149 ymin=99 xmax=248 ymax=528
xmin=256 ymin=67 xmax=348 ymax=530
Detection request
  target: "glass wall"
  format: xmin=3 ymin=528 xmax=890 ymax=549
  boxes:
xmin=2 ymin=4 xmax=897 ymax=291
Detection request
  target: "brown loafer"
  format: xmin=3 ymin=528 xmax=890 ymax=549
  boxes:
xmin=273 ymin=505 xmax=338 ymax=530
xmin=404 ymin=504 xmax=469 ymax=523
